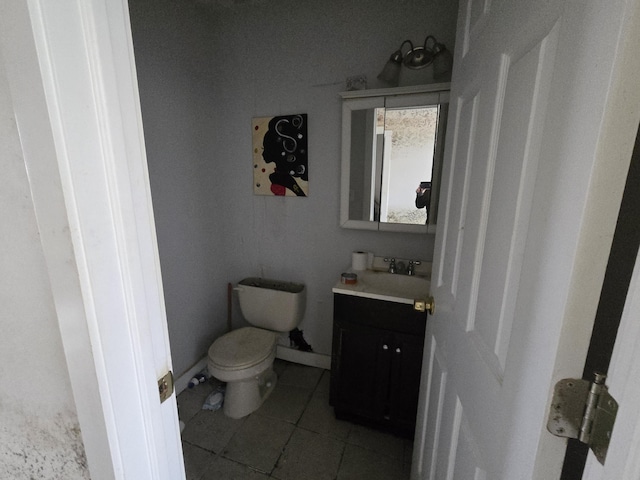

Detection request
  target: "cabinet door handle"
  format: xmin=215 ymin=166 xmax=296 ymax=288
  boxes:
xmin=382 ymin=344 xmax=389 ymax=350
xmin=395 ymin=347 xmax=401 ymax=354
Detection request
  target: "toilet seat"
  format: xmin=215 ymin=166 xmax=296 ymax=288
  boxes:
xmin=208 ymin=327 xmax=277 ymax=371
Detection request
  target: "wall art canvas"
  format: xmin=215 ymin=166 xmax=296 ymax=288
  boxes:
xmin=252 ymin=114 xmax=308 ymax=196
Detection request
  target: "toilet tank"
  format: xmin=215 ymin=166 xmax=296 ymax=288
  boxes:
xmin=236 ymin=277 xmax=306 ymax=332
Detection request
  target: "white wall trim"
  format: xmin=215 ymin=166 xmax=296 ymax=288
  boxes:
xmin=177 ymin=348 xmax=331 ymax=396
xmin=175 ymin=357 xmax=210 ymax=395
xmin=276 ymin=345 xmax=332 ymax=370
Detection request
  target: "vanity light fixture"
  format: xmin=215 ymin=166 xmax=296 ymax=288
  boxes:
xmin=377 ymin=35 xmax=453 ymax=87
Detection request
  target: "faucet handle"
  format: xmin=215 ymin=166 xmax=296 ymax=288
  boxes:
xmin=407 ymin=260 xmax=421 ymax=276
xmin=383 ymin=257 xmax=397 ymax=273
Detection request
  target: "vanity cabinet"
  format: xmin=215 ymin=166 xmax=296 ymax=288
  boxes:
xmin=330 ymin=293 xmax=426 ymax=438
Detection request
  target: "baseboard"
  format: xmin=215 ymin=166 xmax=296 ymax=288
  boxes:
xmin=175 ymin=357 xmax=209 ymax=395
xmin=175 ymin=346 xmax=331 ymax=396
xmin=276 ymin=345 xmax=331 ymax=370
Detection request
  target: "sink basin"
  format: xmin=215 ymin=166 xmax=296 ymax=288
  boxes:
xmin=333 ymin=270 xmax=430 ymax=304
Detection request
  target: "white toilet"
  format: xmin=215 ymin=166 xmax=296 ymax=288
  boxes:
xmin=207 ymin=277 xmax=306 ymax=419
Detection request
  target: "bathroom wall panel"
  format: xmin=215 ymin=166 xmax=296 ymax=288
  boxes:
xmin=129 ymin=0 xmax=235 ymax=375
xmin=0 ymin=55 xmax=88 ymax=477
xmin=130 ymin=0 xmax=459 ymax=374
xmin=208 ymin=0 xmax=456 ymax=359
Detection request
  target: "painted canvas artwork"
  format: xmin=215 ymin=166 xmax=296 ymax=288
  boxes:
xmin=252 ymin=114 xmax=308 ymax=196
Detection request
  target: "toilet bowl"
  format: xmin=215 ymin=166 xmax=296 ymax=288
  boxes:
xmin=207 ymin=277 xmax=306 ymax=419
xmin=208 ymin=327 xmax=278 ymax=419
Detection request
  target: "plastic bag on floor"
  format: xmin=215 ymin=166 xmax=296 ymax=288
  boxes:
xmin=202 ymin=383 xmax=226 ymax=411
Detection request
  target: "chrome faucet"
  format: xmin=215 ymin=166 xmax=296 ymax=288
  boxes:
xmin=384 ymin=257 xmax=396 ymax=274
xmin=407 ymin=260 xmax=421 ymax=276
xmin=384 ymin=258 xmax=421 ymax=275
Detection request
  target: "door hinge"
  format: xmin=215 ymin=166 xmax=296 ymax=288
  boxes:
xmin=158 ymin=371 xmax=174 ymax=403
xmin=547 ymin=372 xmax=618 ymax=465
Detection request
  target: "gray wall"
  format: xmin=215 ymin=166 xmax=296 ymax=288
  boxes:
xmin=130 ymin=0 xmax=459 ymax=376
xmin=0 ymin=55 xmax=88 ymax=479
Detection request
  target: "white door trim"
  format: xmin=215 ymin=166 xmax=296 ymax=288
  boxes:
xmin=582 ymin=249 xmax=640 ymax=478
xmin=0 ymin=1 xmax=184 ymax=479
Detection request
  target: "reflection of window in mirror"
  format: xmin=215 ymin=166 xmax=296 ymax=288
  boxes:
xmin=340 ymin=85 xmax=450 ymax=233
xmin=379 ymin=105 xmax=439 ymax=225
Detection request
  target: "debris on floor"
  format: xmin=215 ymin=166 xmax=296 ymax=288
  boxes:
xmin=289 ymin=328 xmax=313 ymax=352
xmin=202 ymin=383 xmax=226 ymax=411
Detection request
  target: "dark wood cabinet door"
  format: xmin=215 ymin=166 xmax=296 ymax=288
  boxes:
xmin=332 ymin=320 xmax=392 ymax=422
xmin=388 ymin=332 xmax=424 ymax=432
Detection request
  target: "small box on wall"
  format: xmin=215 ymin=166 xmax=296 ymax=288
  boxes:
xmin=252 ymin=114 xmax=308 ymax=197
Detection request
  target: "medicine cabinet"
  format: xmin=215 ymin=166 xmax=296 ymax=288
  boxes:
xmin=339 ymin=83 xmax=450 ymax=234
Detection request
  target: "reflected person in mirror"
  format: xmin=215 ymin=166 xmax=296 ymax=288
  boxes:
xmin=415 ymin=181 xmax=431 ymax=223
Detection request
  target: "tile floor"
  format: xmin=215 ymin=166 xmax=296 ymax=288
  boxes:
xmin=178 ymin=359 xmax=413 ymax=480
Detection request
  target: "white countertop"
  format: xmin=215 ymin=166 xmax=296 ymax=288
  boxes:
xmin=332 ymin=269 xmax=431 ymax=305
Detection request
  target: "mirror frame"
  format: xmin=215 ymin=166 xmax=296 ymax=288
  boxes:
xmin=339 ymin=83 xmax=450 ymax=233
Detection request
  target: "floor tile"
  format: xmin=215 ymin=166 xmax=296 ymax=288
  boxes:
xmin=181 ymin=408 xmax=245 ymax=453
xmin=272 ymin=428 xmax=345 ymax=480
xmin=223 ymin=414 xmax=295 ymax=473
xmin=404 ymin=461 xmax=412 ymax=478
xmin=298 ymin=393 xmax=351 ymax=440
xmin=403 ymin=439 xmax=414 ymax=466
xmin=180 ymin=361 xmax=415 ymax=480
xmin=346 ymin=424 xmax=405 ymax=461
xmin=315 ymin=369 xmax=331 ymax=394
xmin=182 ymin=442 xmax=215 ymax=480
xmin=337 ymin=444 xmax=408 ymax=480
xmin=273 ymin=358 xmax=288 ymax=377
xmin=200 ymin=456 xmax=269 ymax=479
xmin=254 ymin=383 xmax=311 ymax=424
xmin=178 ymin=381 xmax=216 ymax=424
xmin=278 ymin=363 xmax=323 ymax=391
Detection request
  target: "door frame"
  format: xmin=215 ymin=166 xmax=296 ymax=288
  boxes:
xmin=582 ymin=245 xmax=640 ymax=478
xmin=0 ymin=1 xmax=184 ymax=479
xmin=561 ymin=119 xmax=640 ymax=477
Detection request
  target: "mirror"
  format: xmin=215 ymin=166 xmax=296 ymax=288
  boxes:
xmin=340 ymin=84 xmax=450 ymax=233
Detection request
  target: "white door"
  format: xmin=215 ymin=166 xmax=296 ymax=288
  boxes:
xmin=412 ymin=0 xmax=640 ymax=478
xmin=582 ymin=248 xmax=640 ymax=478
xmin=1 ymin=1 xmax=185 ymax=478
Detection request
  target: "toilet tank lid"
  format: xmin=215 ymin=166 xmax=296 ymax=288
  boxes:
xmin=239 ymin=277 xmax=305 ymax=294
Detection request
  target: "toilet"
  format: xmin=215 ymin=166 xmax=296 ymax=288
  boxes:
xmin=207 ymin=277 xmax=306 ymax=419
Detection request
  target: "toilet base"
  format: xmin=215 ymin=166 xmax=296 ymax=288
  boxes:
xmin=223 ymin=367 xmax=277 ymax=419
